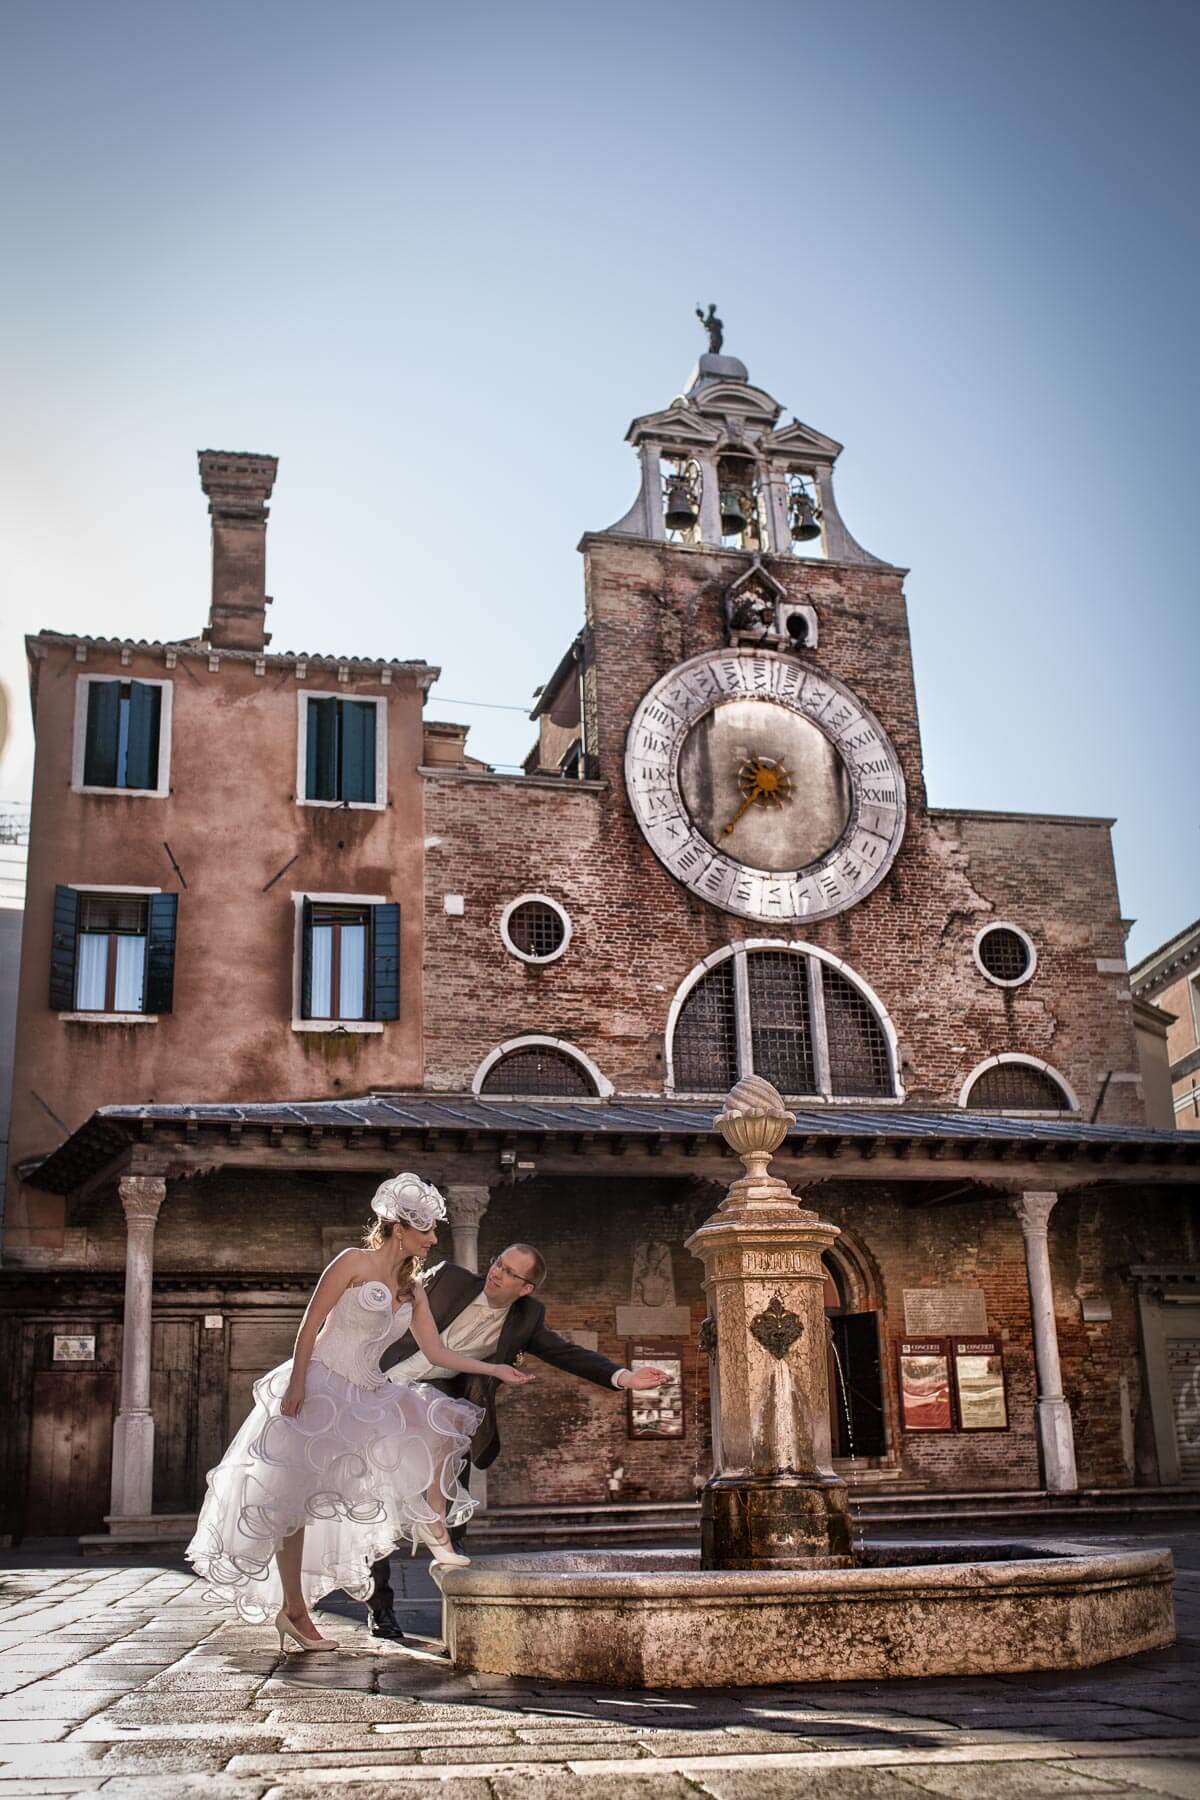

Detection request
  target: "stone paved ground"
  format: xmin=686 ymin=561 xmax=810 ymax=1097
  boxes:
xmin=1 ymin=1522 xmax=1198 ymax=1798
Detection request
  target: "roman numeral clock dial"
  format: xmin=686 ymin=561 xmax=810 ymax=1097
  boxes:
xmin=624 ymin=649 xmax=906 ymax=923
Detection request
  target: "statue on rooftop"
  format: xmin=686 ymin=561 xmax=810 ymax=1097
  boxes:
xmin=696 ymin=304 xmax=724 ymax=354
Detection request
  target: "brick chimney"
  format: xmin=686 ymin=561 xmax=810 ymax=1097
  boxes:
xmin=197 ymin=451 xmax=278 ymax=651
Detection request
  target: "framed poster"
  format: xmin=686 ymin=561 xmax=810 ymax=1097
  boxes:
xmin=897 ymin=1339 xmax=953 ymax=1431
xmin=952 ymin=1338 xmax=1009 ymax=1431
xmin=626 ymin=1342 xmax=684 ymax=1439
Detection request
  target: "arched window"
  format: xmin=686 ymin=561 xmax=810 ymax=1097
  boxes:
xmin=963 ymin=1056 xmax=1074 ymax=1113
xmin=474 ymin=1035 xmax=608 ymax=1098
xmin=668 ymin=945 xmax=897 ymax=1100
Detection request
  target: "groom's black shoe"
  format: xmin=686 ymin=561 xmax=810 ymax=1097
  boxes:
xmin=367 ymin=1607 xmax=407 ymax=1643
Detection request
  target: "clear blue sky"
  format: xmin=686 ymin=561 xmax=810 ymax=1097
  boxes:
xmin=1 ymin=0 xmax=1196 ymax=961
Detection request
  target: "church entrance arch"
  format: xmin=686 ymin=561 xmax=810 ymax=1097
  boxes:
xmin=822 ymin=1240 xmax=887 ymax=1462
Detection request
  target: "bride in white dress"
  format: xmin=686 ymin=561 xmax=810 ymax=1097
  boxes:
xmin=186 ymin=1174 xmax=531 ymax=1651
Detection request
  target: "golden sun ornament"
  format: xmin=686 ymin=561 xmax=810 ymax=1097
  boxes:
xmin=722 ymin=756 xmax=794 ymax=836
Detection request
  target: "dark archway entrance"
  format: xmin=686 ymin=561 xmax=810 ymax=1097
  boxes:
xmin=823 ymin=1254 xmax=886 ymax=1460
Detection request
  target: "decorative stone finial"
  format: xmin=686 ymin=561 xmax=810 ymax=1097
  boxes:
xmin=714 ymin=1077 xmax=797 ymax=1190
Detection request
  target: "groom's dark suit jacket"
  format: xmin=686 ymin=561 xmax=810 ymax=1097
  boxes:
xmin=378 ymin=1261 xmax=622 ymax=1470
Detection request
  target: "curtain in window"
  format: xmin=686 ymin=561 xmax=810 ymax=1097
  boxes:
xmin=338 ymin=923 xmax=366 ymax=1019
xmin=113 ymin=935 xmax=146 ymax=1012
xmin=76 ymin=935 xmax=108 ymax=1010
xmin=309 ymin=925 xmax=334 ymax=1016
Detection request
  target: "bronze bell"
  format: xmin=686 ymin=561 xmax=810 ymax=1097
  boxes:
xmin=791 ymin=491 xmax=822 ymax=542
xmin=720 ymin=488 xmax=748 ymax=536
xmin=664 ymin=476 xmax=698 ymax=533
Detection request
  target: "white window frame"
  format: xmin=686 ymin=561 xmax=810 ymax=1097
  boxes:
xmin=291 ymin=890 xmax=387 ymax=1032
xmin=665 ymin=939 xmax=903 ymax=1103
xmin=72 ymin=674 xmax=173 ymax=799
xmin=296 ymin=690 xmax=387 ymax=811
xmin=58 ymin=881 xmax=161 ymax=1023
xmin=499 ymin=893 xmax=572 ymax=965
xmin=958 ymin=1052 xmax=1079 ymax=1116
xmin=471 ymin=1034 xmax=612 ymax=1099
xmin=973 ymin=921 xmax=1038 ymax=989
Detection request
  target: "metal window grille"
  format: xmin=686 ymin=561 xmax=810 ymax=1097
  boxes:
xmin=79 ymin=894 xmax=148 ymax=934
xmin=507 ymin=901 xmax=566 ymax=960
xmin=978 ymin=926 xmax=1032 ymax=982
xmin=968 ymin=1063 xmax=1069 ymax=1110
xmin=747 ymin=951 xmax=817 ymax=1095
xmin=673 ymin=961 xmax=738 ymax=1092
xmin=822 ymin=965 xmax=894 ymax=1097
xmin=481 ymin=1046 xmax=595 ymax=1096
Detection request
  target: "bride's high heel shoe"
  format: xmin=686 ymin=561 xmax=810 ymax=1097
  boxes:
xmin=410 ymin=1521 xmax=470 ymax=1568
xmin=274 ymin=1606 xmax=337 ymax=1653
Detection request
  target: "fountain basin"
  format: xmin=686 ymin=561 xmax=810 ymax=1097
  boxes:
xmin=440 ymin=1541 xmax=1175 ymax=1688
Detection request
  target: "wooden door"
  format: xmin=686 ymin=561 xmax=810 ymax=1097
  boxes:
xmin=25 ymin=1322 xmax=119 ymax=1538
xmin=227 ymin=1312 xmax=303 ymax=1439
xmin=151 ymin=1319 xmax=199 ymax=1511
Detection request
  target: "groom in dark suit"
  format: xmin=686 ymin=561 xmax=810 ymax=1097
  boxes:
xmin=365 ymin=1241 xmax=666 ymax=1641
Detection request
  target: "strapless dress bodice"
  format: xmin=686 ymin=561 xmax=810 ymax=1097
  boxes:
xmin=312 ymin=1282 xmax=413 ymax=1389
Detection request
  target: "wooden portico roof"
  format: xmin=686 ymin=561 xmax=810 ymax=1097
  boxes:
xmin=27 ymin=1094 xmax=1200 ymax=1200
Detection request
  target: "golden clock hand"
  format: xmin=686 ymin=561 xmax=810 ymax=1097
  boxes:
xmin=721 ymin=788 xmax=761 ymax=836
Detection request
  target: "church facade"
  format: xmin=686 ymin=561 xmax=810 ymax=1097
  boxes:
xmin=3 ymin=341 xmax=1197 ymax=1545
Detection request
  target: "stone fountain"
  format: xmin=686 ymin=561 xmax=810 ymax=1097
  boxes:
xmin=439 ymin=1080 xmax=1175 ymax=1687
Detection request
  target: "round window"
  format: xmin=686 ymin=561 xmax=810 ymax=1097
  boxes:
xmin=501 ymin=896 xmax=570 ymax=964
xmin=974 ymin=924 xmax=1036 ymax=987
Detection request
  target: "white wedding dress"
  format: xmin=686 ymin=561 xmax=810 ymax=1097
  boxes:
xmin=186 ymin=1280 xmax=482 ymax=1622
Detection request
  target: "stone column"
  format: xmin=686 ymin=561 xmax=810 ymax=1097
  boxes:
xmin=444 ymin=1186 xmax=491 ymax=1275
xmin=110 ymin=1175 xmax=165 ymax=1520
xmin=1012 ymin=1190 xmax=1078 ymax=1494
xmin=685 ymin=1078 xmax=852 ymax=1570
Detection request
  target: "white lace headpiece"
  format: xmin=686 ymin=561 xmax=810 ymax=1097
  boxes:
xmin=370 ymin=1172 xmax=447 ymax=1231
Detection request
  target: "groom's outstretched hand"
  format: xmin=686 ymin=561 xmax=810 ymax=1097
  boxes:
xmin=618 ymin=1367 xmax=670 ymax=1390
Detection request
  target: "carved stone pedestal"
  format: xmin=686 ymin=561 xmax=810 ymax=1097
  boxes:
xmin=685 ymin=1078 xmax=852 ymax=1570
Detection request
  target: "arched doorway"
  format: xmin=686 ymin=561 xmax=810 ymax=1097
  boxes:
xmin=823 ymin=1251 xmax=886 ymax=1460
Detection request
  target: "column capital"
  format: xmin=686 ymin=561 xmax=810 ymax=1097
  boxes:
xmin=1011 ymin=1190 xmax=1059 ymax=1236
xmin=444 ymin=1185 xmax=492 ymax=1228
xmin=118 ymin=1175 xmax=166 ymax=1224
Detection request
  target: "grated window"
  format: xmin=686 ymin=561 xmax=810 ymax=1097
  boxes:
xmin=747 ymin=951 xmax=817 ymax=1095
xmin=968 ymin=1062 xmax=1070 ymax=1111
xmin=823 ymin=965 xmax=893 ymax=1097
xmin=506 ymin=901 xmax=567 ymax=961
xmin=673 ymin=961 xmax=738 ymax=1092
xmin=481 ymin=1045 xmax=595 ymax=1096
xmin=977 ymin=926 xmax=1033 ymax=984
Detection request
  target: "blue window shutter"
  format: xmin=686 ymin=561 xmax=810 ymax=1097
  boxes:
xmin=340 ymin=702 xmax=377 ymax=804
xmin=83 ymin=682 xmax=120 ymax=788
xmin=306 ymin=698 xmax=338 ymax=800
xmin=144 ymin=894 xmax=178 ymax=1014
xmin=300 ymin=897 xmax=315 ymax=1019
xmin=125 ymin=683 xmax=162 ymax=791
xmin=370 ymin=903 xmax=400 ymax=1021
xmin=49 ymin=885 xmax=80 ymax=1010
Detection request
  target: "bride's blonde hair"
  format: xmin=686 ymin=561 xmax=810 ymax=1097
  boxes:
xmin=362 ymin=1217 xmax=420 ymax=1293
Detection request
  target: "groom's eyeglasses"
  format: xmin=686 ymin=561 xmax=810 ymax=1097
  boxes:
xmin=490 ymin=1256 xmax=533 ymax=1285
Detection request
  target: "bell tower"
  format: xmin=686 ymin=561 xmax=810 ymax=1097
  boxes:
xmin=599 ymin=319 xmax=882 ymax=567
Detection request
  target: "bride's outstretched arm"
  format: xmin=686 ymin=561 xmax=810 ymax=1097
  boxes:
xmin=408 ymin=1285 xmax=531 ymax=1386
xmin=280 ymin=1253 xmax=360 ymax=1416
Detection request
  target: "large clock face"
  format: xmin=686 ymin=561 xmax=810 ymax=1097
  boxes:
xmin=625 ymin=649 xmax=906 ymax=923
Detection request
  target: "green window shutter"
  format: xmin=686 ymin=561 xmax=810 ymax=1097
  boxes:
xmin=300 ymin=897 xmax=315 ymax=1019
xmin=49 ymin=885 xmax=80 ymax=1010
xmin=124 ymin=683 xmax=162 ymax=791
xmin=83 ymin=682 xmax=120 ymax=788
xmin=305 ymin=698 xmax=338 ymax=800
xmin=144 ymin=894 xmax=178 ymax=1014
xmin=340 ymin=701 xmax=377 ymax=804
xmin=370 ymin=903 xmax=400 ymax=1021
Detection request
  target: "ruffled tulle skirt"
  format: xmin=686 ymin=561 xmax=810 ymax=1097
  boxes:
xmin=185 ymin=1356 xmax=483 ymax=1621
